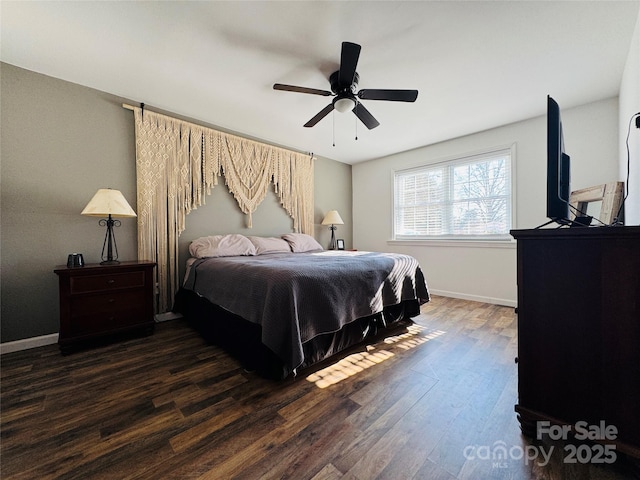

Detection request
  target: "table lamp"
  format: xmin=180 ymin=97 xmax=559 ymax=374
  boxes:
xmin=81 ymin=188 xmax=137 ymax=264
xmin=321 ymin=210 xmax=344 ymax=250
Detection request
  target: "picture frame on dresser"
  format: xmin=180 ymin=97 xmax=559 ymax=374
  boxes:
xmin=569 ymin=181 xmax=624 ymax=225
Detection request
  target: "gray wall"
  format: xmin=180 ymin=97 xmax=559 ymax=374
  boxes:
xmin=176 ymin=157 xmax=352 ymax=284
xmin=1 ymin=63 xmax=352 ymax=343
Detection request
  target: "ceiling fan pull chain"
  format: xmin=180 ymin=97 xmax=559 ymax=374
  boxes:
xmin=333 ymin=110 xmax=336 ymax=147
xmin=355 ymin=103 xmax=358 ymax=141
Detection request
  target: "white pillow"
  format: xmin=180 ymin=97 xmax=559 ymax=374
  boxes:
xmin=248 ymin=236 xmax=292 ymax=255
xmin=281 ymin=233 xmax=323 ymax=253
xmin=189 ymin=234 xmax=256 ymax=258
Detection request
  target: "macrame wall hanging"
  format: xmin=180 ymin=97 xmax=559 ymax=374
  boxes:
xmin=126 ymin=105 xmax=314 ymax=313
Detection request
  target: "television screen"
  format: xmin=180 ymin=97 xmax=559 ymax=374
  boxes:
xmin=546 ymin=95 xmax=571 ymax=224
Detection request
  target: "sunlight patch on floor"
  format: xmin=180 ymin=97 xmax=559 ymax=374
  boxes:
xmin=383 ymin=324 xmax=446 ymax=350
xmin=306 ymin=324 xmax=446 ymax=389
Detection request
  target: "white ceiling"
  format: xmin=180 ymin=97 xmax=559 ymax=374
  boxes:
xmin=2 ymin=1 xmax=638 ymax=164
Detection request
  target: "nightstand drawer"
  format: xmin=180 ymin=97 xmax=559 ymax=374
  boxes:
xmin=70 ymin=290 xmax=146 ymax=317
xmin=67 ymin=306 xmax=148 ymax=337
xmin=70 ymin=271 xmax=146 ymax=294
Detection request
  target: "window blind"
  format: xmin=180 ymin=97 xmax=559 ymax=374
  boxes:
xmin=394 ymin=148 xmax=512 ymax=238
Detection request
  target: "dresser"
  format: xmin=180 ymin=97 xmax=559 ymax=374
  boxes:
xmin=511 ymin=226 xmax=640 ymax=459
xmin=54 ymin=261 xmax=156 ymax=353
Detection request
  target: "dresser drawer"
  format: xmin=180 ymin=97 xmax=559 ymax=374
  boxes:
xmin=70 ymin=271 xmax=146 ymax=294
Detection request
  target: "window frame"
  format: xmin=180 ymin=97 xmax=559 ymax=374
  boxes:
xmin=390 ymin=144 xmax=517 ymax=245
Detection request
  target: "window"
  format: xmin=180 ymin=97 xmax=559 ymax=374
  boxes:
xmin=394 ymin=147 xmax=513 ymax=240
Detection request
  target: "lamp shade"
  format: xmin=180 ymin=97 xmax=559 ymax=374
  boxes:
xmin=81 ymin=189 xmax=137 ymax=217
xmin=321 ymin=210 xmax=344 ymax=225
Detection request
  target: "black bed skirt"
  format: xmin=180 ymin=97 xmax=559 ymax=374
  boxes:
xmin=173 ymin=288 xmax=422 ymax=380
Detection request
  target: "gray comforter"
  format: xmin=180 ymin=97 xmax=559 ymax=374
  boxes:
xmin=183 ymin=250 xmax=429 ymax=373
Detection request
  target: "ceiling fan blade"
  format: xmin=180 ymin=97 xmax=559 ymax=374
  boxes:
xmin=304 ymin=104 xmax=335 ymax=127
xmin=338 ymin=42 xmax=361 ymax=86
xmin=273 ymin=83 xmax=332 ymax=96
xmin=352 ymin=103 xmax=380 ymax=130
xmin=358 ymin=89 xmax=419 ymax=102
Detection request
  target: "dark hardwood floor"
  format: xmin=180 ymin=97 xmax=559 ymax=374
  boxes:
xmin=1 ymin=296 xmax=637 ymax=479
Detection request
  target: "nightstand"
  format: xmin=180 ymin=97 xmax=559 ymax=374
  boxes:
xmin=54 ymin=261 xmax=156 ymax=353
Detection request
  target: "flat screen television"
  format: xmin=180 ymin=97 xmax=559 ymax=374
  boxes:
xmin=546 ymin=95 xmax=571 ymax=225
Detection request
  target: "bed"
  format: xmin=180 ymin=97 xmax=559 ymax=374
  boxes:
xmin=174 ymin=233 xmax=430 ymax=379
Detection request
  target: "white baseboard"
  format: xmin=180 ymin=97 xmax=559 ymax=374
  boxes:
xmin=429 ymin=289 xmax=516 ymax=308
xmin=1 ymin=313 xmax=183 ymax=355
xmin=155 ymin=312 xmax=183 ymax=322
xmin=1 ymin=333 xmax=59 ymax=355
xmin=0 ymin=296 xmax=515 ymax=355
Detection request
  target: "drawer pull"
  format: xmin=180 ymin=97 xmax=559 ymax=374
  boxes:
xmin=107 ymin=279 xmax=116 ymax=285
xmin=108 ymin=299 xmax=116 ymax=304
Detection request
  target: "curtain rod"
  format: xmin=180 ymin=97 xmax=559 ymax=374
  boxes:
xmin=122 ymin=103 xmax=314 ymax=158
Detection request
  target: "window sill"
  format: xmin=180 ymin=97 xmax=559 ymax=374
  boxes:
xmin=388 ymin=237 xmax=516 ymax=249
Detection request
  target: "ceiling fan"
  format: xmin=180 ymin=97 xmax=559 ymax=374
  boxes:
xmin=273 ymin=41 xmax=418 ymax=130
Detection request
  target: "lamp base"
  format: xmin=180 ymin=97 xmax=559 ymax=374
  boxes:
xmin=100 ymin=260 xmax=121 ymax=265
xmin=329 ymin=225 xmax=337 ymax=250
xmin=99 ymin=215 xmax=121 ymax=265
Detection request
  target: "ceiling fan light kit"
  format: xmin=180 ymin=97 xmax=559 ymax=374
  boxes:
xmin=334 ymin=97 xmax=356 ymax=113
xmin=273 ymin=41 xmax=418 ymax=131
